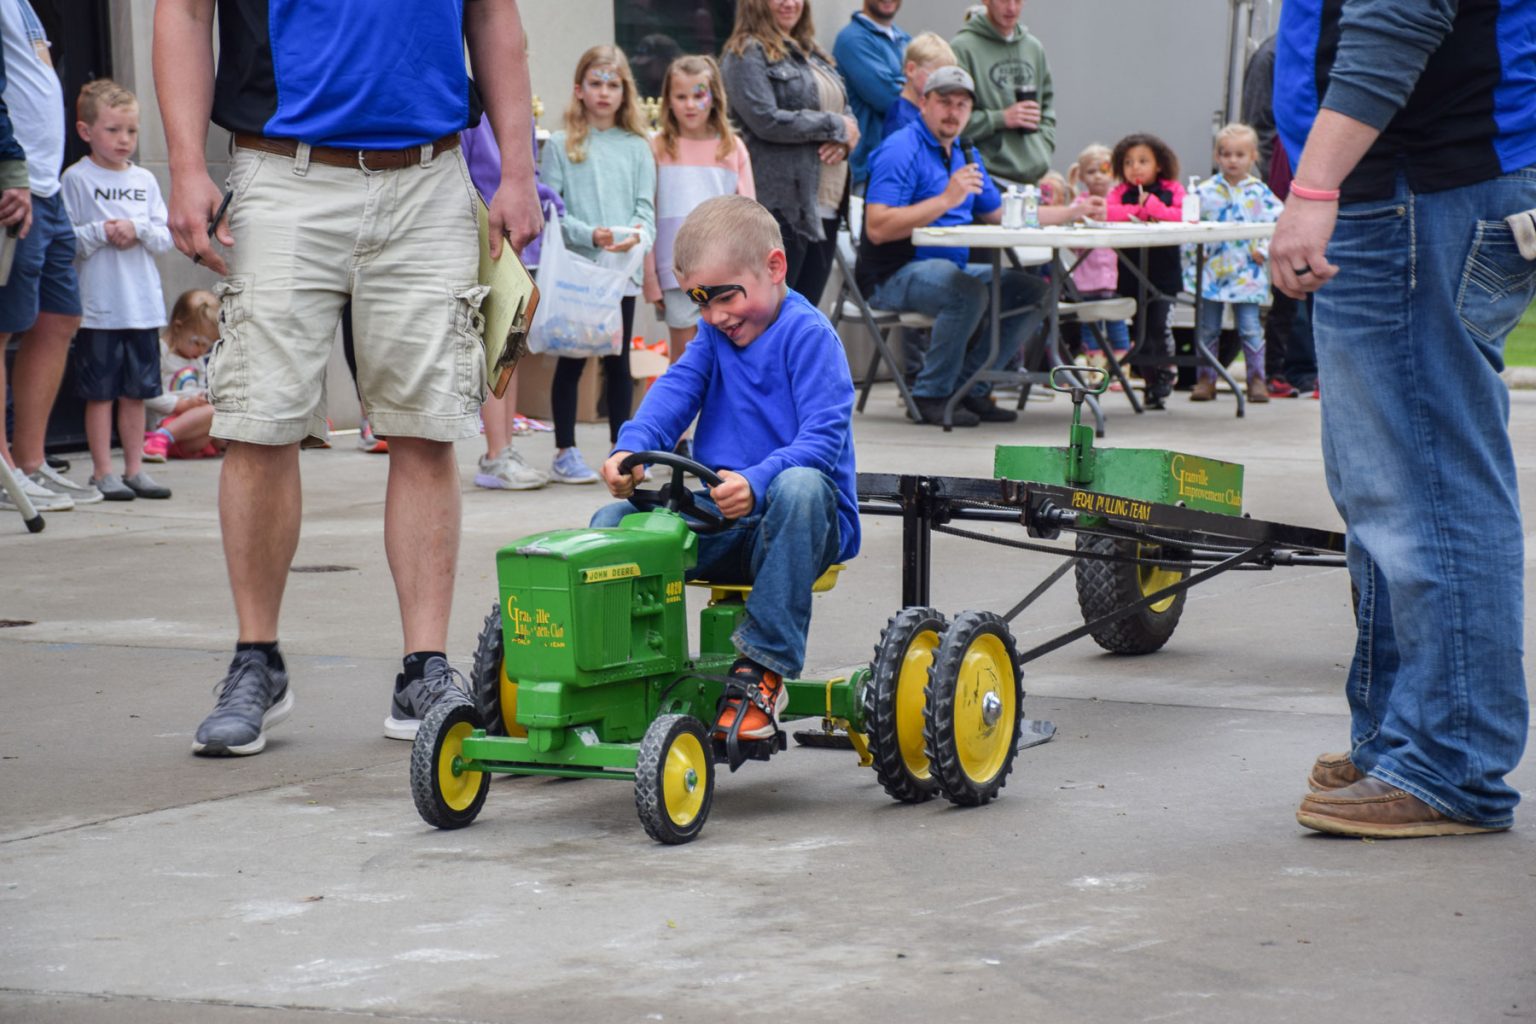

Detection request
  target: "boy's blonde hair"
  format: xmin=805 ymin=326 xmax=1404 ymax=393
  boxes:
xmin=168 ymin=288 xmax=219 ymax=342
xmin=77 ymin=78 xmax=136 ymax=125
xmin=656 ymin=55 xmax=739 ymax=163
xmin=903 ymin=32 xmax=955 ymax=69
xmin=564 ymin=45 xmax=647 ymax=162
xmin=672 ymin=195 xmax=783 ymax=280
xmin=1215 ymin=122 xmax=1260 ymax=154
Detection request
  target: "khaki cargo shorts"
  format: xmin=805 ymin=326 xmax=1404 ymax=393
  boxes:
xmin=209 ymin=143 xmax=487 ymax=446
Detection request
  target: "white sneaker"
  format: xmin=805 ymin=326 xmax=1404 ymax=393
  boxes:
xmin=0 ymin=471 xmax=75 ymax=511
xmin=28 ymin=464 xmax=102 ymax=504
xmin=474 ymin=446 xmax=548 ymax=490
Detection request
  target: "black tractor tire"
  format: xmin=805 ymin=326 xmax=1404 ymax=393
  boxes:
xmin=470 ymin=603 xmax=507 ymax=734
xmin=634 ymin=714 xmax=715 ymax=845
xmin=410 ymin=698 xmax=490 ymax=830
xmin=1074 ymin=534 xmax=1191 ymax=655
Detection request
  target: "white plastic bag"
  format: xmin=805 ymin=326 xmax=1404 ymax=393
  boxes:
xmin=526 ymin=216 xmax=643 ymax=357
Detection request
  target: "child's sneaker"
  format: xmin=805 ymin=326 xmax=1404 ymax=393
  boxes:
xmin=142 ymin=431 xmax=171 ymax=462
xmin=125 ymin=471 xmax=172 ymax=499
xmin=714 ymin=658 xmax=788 ymax=741
xmin=29 ymin=464 xmax=103 ymax=504
xmin=90 ymin=473 xmax=136 ymax=501
xmin=551 ymin=448 xmax=599 ymax=484
xmin=385 ymin=656 xmax=469 ymax=740
xmin=1267 ymin=377 xmax=1298 ymax=399
xmin=475 ymin=446 xmax=548 ymax=490
xmin=357 ymin=417 xmax=389 ymax=454
xmin=193 ymin=650 xmax=293 ymax=756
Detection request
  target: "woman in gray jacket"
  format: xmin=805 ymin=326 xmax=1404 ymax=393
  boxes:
xmin=721 ymin=0 xmax=859 ymax=306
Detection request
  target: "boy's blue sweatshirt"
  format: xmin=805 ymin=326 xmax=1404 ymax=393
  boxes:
xmin=613 ymin=289 xmax=860 ymax=563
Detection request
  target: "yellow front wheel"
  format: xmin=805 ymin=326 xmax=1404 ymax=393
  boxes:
xmin=410 ymin=700 xmax=490 ymax=829
xmin=925 ymin=611 xmax=1023 ymax=807
xmin=635 ymin=715 xmax=715 ymax=845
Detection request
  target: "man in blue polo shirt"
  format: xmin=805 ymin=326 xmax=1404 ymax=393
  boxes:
xmin=857 ymin=65 xmax=1098 ymax=426
xmin=155 ymin=0 xmax=543 ymax=757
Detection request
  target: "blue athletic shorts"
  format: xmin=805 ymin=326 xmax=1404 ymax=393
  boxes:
xmin=72 ymin=327 xmax=162 ymax=401
xmin=0 ymin=192 xmax=82 ymax=334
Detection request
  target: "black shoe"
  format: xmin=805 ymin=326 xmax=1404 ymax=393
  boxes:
xmin=1143 ymin=389 xmax=1168 ymax=411
xmin=911 ymin=395 xmax=980 ymax=427
xmin=960 ymin=393 xmax=1018 ymax=423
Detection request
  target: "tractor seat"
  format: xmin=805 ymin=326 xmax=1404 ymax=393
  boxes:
xmin=688 ymin=563 xmax=845 ymax=603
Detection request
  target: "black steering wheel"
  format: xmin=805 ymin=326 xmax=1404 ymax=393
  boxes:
xmin=617 ymin=450 xmax=736 ymax=534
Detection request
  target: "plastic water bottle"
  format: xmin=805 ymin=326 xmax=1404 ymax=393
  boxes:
xmin=1002 ymin=185 xmax=1024 ymax=229
xmin=1023 ymin=185 xmax=1040 ymax=229
xmin=1183 ymin=176 xmax=1201 ymax=223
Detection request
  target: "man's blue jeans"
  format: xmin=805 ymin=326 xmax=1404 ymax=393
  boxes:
xmin=589 ymin=467 xmax=841 ymax=678
xmin=869 ymin=259 xmax=1047 ymax=400
xmin=1316 ymin=167 xmax=1535 ymax=827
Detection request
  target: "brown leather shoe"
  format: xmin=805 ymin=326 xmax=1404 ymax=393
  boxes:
xmin=1190 ymin=377 xmax=1217 ymax=401
xmin=1308 ymin=751 xmax=1363 ymax=792
xmin=1296 ymin=777 xmax=1506 ymax=838
xmin=1247 ymin=376 xmax=1270 ymax=403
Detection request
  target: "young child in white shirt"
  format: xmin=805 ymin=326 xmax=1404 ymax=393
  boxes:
xmin=59 ymin=79 xmax=174 ymax=500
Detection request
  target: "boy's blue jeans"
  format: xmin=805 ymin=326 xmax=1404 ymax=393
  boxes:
xmin=1315 ymin=167 xmax=1534 ymax=828
xmin=868 ymin=260 xmax=1047 ymax=400
xmin=589 ymin=466 xmax=841 ymax=678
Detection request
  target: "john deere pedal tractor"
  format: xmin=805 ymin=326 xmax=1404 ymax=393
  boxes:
xmin=409 ymin=450 xmax=1029 ymax=844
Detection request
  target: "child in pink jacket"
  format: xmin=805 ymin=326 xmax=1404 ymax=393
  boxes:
xmin=1106 ymin=133 xmax=1186 ymax=408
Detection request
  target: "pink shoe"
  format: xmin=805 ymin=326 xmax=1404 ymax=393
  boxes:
xmin=142 ymin=432 xmax=170 ymax=463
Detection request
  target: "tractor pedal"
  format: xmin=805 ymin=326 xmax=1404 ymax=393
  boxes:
xmin=711 ymin=730 xmax=787 ymax=772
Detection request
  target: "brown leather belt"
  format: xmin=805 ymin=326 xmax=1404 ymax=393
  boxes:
xmin=233 ymin=132 xmax=460 ymax=172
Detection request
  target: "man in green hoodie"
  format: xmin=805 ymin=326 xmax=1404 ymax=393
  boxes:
xmin=949 ymin=0 xmax=1056 ymax=185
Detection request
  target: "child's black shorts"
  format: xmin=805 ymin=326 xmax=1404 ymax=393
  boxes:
xmin=72 ymin=327 xmax=162 ymax=402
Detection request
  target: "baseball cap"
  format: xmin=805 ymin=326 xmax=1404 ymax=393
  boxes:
xmin=923 ymin=66 xmax=976 ymax=98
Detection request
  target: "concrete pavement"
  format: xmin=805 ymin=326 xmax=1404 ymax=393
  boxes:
xmin=3 ymin=383 xmax=1534 ymax=1023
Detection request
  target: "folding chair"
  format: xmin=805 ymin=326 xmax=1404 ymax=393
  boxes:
xmin=828 ymin=196 xmax=927 ymax=422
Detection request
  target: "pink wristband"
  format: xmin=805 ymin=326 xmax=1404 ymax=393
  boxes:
xmin=1290 ymin=182 xmax=1341 ymax=202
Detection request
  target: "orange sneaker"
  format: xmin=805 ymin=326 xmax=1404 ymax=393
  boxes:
xmin=714 ymin=659 xmax=787 ymax=741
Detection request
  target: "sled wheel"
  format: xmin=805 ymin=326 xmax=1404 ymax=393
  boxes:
xmin=635 ymin=714 xmax=714 ymax=845
xmin=862 ymin=607 xmax=946 ymax=804
xmin=924 ymin=610 xmax=1023 ymax=807
xmin=410 ymin=699 xmax=489 ymax=829
xmin=470 ymin=602 xmax=525 ymax=737
xmin=1074 ymin=534 xmax=1191 ymax=654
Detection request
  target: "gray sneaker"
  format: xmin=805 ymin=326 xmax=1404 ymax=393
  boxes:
xmin=385 ymin=656 xmax=469 ymax=740
xmin=91 ymin=473 xmax=136 ymax=501
xmin=28 ymin=464 xmax=103 ymax=504
xmin=193 ymin=651 xmax=294 ymax=756
xmin=125 ymin=471 xmax=172 ymax=499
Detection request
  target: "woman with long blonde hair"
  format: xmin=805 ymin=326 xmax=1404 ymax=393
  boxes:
xmin=721 ymin=0 xmax=857 ymax=306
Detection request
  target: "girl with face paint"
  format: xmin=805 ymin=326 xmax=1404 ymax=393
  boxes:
xmin=644 ymin=55 xmax=757 ymax=372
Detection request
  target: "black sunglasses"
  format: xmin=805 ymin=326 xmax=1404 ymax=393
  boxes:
xmin=686 ymin=283 xmax=746 ymax=307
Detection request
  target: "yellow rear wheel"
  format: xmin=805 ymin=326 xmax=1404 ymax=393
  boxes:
xmin=863 ymin=607 xmax=947 ymax=803
xmin=1074 ymin=535 xmax=1191 ymax=654
xmin=925 ymin=611 xmax=1022 ymax=807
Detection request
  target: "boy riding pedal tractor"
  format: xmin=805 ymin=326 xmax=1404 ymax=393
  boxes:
xmin=594 ymin=194 xmax=861 ymax=745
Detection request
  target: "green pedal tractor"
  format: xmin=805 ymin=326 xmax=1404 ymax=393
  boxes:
xmin=410 ymin=450 xmax=1027 ymax=844
xmin=411 ymin=371 xmax=1345 ymax=844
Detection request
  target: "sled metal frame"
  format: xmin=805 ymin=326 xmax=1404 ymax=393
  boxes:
xmin=856 ymin=472 xmax=1347 ymax=665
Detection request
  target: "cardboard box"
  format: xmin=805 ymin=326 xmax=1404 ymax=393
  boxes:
xmin=513 ymin=352 xmax=658 ymax=423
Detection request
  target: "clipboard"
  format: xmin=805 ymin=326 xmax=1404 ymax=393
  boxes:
xmin=476 ymin=201 xmax=540 ymax=398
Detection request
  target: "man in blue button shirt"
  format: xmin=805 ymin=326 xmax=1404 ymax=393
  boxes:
xmin=856 ymin=66 xmax=1097 ymax=426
